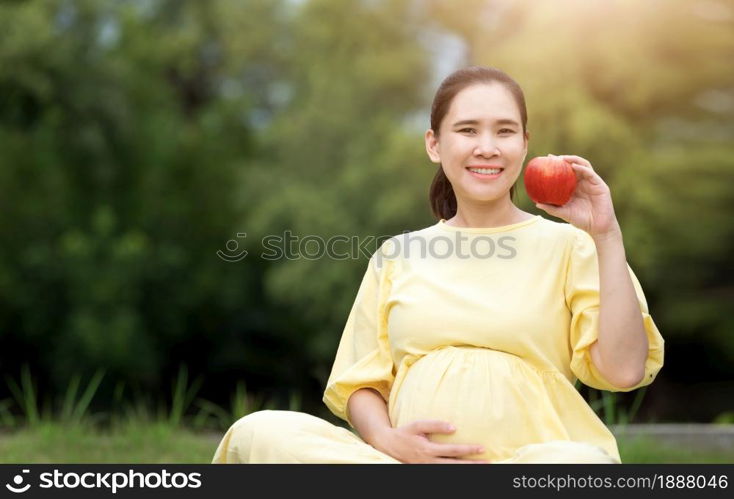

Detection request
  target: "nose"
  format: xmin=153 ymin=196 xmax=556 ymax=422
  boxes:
xmin=473 ymin=132 xmax=500 ymax=158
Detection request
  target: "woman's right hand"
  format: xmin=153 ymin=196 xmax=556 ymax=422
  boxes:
xmin=372 ymin=420 xmax=489 ymax=464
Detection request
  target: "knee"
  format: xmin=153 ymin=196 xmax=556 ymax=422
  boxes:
xmin=215 ymin=410 xmax=328 ymax=463
xmin=226 ymin=410 xmax=321 ymax=446
xmin=214 ymin=410 xmax=288 ymax=463
xmin=227 ymin=410 xmax=288 ymax=440
xmin=229 ymin=410 xmax=276 ymax=430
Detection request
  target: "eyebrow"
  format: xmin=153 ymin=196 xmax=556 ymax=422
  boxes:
xmin=452 ymin=118 xmax=520 ymax=127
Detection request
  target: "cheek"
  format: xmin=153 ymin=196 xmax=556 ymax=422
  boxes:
xmin=437 ymin=146 xmax=464 ymax=170
xmin=504 ymin=138 xmax=527 ymax=154
xmin=441 ymin=140 xmax=464 ymax=155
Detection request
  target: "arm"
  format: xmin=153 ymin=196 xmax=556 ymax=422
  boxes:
xmin=536 ymin=154 xmax=651 ymax=389
xmin=589 ymin=229 xmax=648 ymax=388
xmin=347 ymin=388 xmax=394 ymax=449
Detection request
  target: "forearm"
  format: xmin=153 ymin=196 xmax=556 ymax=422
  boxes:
xmin=347 ymin=388 xmax=394 ymax=449
xmin=591 ymin=228 xmax=649 ymax=387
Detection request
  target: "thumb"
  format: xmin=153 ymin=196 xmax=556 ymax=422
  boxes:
xmin=408 ymin=420 xmax=456 ymax=435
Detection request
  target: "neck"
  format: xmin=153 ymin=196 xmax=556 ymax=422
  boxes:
xmin=447 ymin=197 xmax=529 ymax=228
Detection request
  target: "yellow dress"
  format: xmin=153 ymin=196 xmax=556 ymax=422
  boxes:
xmin=213 ymin=216 xmax=664 ymax=464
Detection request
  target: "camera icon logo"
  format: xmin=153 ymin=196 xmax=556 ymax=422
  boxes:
xmin=5 ymin=469 xmax=31 ymax=493
xmin=217 ymin=232 xmax=248 ymax=262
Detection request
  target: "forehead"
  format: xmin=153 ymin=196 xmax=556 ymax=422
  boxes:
xmin=445 ymin=83 xmax=520 ymax=124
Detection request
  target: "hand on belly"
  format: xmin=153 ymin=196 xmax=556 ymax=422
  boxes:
xmin=374 ymin=419 xmax=488 ymax=464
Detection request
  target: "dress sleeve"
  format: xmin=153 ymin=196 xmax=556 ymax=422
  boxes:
xmin=322 ymin=240 xmax=396 ymax=426
xmin=565 ymin=228 xmax=664 ymax=392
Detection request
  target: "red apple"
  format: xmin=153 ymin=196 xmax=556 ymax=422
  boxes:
xmin=523 ymin=155 xmax=577 ymax=206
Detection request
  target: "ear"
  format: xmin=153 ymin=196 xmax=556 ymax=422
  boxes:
xmin=424 ymin=129 xmax=441 ymax=164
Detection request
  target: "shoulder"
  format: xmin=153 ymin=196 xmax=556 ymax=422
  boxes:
xmin=531 ymin=217 xmax=599 ymax=268
xmin=536 ymin=218 xmax=599 ymax=269
xmin=533 ymin=215 xmax=585 ymax=244
xmin=373 ymin=223 xmax=438 ymax=259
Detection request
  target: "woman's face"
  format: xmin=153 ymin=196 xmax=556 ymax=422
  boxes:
xmin=425 ymin=82 xmax=529 ymax=205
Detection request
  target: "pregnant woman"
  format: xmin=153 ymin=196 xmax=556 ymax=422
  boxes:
xmin=212 ymin=65 xmax=664 ymax=464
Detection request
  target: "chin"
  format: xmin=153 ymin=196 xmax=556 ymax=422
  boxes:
xmin=461 ymin=186 xmax=508 ymax=203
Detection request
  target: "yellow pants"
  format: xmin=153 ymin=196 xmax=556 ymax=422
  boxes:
xmin=211 ymin=410 xmax=619 ymax=464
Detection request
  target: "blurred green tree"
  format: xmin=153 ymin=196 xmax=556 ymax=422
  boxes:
xmin=0 ymin=0 xmax=732 ymax=423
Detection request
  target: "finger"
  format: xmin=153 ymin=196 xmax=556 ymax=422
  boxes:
xmin=570 ymin=162 xmax=594 ymax=176
xmin=557 ymin=154 xmax=593 ymax=169
xmin=426 ymin=442 xmax=485 ymax=457
xmin=408 ymin=420 xmax=455 ymax=435
xmin=570 ymin=163 xmax=604 ymax=185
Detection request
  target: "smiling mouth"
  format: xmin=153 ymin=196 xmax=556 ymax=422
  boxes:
xmin=466 ymin=167 xmax=504 ymax=177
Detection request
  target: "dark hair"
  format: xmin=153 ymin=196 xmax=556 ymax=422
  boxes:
xmin=428 ymin=66 xmax=528 ymax=220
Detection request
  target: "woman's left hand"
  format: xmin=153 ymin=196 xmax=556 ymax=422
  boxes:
xmin=534 ymin=154 xmax=621 ymax=240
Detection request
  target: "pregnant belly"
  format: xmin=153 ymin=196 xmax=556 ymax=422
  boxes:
xmin=389 ymin=346 xmax=569 ymax=461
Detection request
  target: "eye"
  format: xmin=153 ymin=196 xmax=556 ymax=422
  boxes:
xmin=458 ymin=128 xmax=477 ymax=134
xmin=499 ymin=128 xmax=516 ymax=134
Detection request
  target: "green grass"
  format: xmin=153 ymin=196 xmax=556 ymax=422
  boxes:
xmin=0 ymin=423 xmax=218 ymax=463
xmin=0 ymin=423 xmax=732 ymax=463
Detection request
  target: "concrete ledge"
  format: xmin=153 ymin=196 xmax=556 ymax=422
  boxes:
xmin=610 ymin=424 xmax=734 ymax=452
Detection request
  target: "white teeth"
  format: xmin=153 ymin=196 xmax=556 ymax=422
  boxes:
xmin=469 ymin=168 xmax=502 ymax=175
